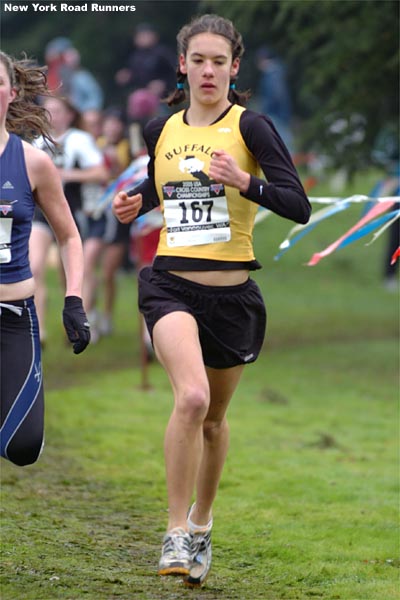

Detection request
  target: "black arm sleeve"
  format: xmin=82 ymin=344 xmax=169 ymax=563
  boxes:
xmin=127 ymin=177 xmax=159 ymax=216
xmin=239 ymin=111 xmax=311 ymax=224
xmin=126 ymin=116 xmax=169 ymax=216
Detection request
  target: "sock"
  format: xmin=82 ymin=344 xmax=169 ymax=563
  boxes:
xmin=187 ymin=504 xmax=213 ymax=533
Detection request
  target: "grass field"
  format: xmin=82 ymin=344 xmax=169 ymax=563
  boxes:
xmin=1 ymin=169 xmax=399 ymax=600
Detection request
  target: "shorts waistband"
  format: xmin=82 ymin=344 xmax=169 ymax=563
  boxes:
xmin=0 ymin=296 xmax=34 ymax=308
xmin=156 ymin=269 xmax=251 ymax=295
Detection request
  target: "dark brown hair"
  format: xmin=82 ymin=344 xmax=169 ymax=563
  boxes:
xmin=0 ymin=51 xmax=54 ymax=144
xmin=41 ymin=94 xmax=82 ymax=130
xmin=166 ymin=14 xmax=250 ymax=107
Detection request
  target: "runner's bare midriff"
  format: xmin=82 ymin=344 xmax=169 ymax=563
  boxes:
xmin=0 ymin=277 xmax=35 ymax=301
xmin=168 ymin=270 xmax=249 ymax=286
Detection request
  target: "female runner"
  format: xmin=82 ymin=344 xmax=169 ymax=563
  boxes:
xmin=0 ymin=52 xmax=90 ymax=467
xmin=113 ymin=14 xmax=311 ymax=586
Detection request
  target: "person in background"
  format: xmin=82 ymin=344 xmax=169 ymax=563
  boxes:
xmin=44 ymin=36 xmax=73 ymax=92
xmin=383 ymin=209 xmax=399 ymax=291
xmin=44 ymin=39 xmax=103 ymax=114
xmin=115 ymin=22 xmax=176 ymax=122
xmin=29 ymin=96 xmax=108 ymax=345
xmin=82 ymin=107 xmax=133 ymax=339
xmin=255 ymin=45 xmax=293 ymax=153
xmin=0 ymin=51 xmax=90 ymax=467
xmin=371 ymin=124 xmax=400 ymax=291
xmin=62 ymin=47 xmax=104 ymax=114
xmin=115 ymin=22 xmax=176 ymax=98
xmin=126 ymin=87 xmax=160 ymax=128
xmin=113 ymin=14 xmax=310 ymax=587
xmin=82 ymin=108 xmax=104 ymax=141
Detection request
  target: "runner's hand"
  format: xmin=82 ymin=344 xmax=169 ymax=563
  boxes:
xmin=209 ymin=149 xmax=250 ymax=193
xmin=113 ymin=191 xmax=142 ymax=224
xmin=62 ymin=296 xmax=91 ymax=354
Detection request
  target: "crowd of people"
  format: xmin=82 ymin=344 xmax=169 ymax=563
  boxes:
xmin=27 ymin=25 xmax=178 ymax=344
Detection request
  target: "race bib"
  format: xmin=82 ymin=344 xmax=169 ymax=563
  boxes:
xmin=0 ymin=201 xmax=14 ymax=264
xmin=163 ymin=180 xmax=231 ymax=247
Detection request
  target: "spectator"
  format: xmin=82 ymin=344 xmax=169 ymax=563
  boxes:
xmin=372 ymin=124 xmax=400 ymax=291
xmin=44 ymin=36 xmax=73 ymax=92
xmin=115 ymin=22 xmax=176 ymax=121
xmin=256 ymin=45 xmax=293 ymax=152
xmin=29 ymin=96 xmax=108 ymax=345
xmin=127 ymin=87 xmax=160 ymax=126
xmin=82 ymin=108 xmax=104 ymax=142
xmin=381 ymin=168 xmax=400 ymax=291
xmin=82 ymin=107 xmax=133 ymax=340
xmin=62 ymin=47 xmax=104 ymax=113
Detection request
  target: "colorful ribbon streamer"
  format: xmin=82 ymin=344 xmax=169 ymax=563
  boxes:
xmin=335 ymin=209 xmax=400 ymax=249
xmin=92 ymin=155 xmax=149 ymax=219
xmin=391 ymin=247 xmax=400 ymax=265
xmin=93 ymin=159 xmax=400 ymax=266
xmin=307 ymin=200 xmax=396 ymax=266
xmin=365 ymin=211 xmax=400 ymax=246
xmin=274 ymin=199 xmax=351 ymax=260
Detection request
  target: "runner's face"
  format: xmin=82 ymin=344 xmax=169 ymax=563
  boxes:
xmin=43 ymin=97 xmax=75 ymax=135
xmin=0 ymin=61 xmax=17 ymax=123
xmin=179 ymin=33 xmax=239 ymax=108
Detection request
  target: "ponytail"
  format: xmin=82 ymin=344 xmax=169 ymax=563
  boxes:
xmin=164 ymin=68 xmax=188 ymax=107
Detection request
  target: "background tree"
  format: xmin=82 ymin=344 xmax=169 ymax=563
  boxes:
xmin=1 ymin=1 xmax=198 ymax=106
xmin=202 ymin=0 xmax=399 ymax=175
xmin=2 ymin=0 xmax=398 ymax=174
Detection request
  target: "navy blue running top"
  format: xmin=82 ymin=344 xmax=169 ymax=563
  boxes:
xmin=0 ymin=134 xmax=35 ymax=284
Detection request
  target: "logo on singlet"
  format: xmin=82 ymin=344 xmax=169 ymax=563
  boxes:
xmin=0 ymin=200 xmax=15 ymax=264
xmin=179 ymin=156 xmax=205 ymax=175
xmin=2 ymin=181 xmax=14 ymax=190
xmin=0 ymin=201 xmax=14 ymax=216
xmin=164 ymin=186 xmax=175 ymax=198
xmin=210 ymin=184 xmax=224 ymax=195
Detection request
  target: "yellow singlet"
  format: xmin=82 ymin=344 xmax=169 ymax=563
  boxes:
xmin=154 ymin=105 xmax=262 ymax=263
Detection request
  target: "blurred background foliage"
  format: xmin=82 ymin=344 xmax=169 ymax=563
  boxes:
xmin=2 ymin=0 xmax=399 ymax=175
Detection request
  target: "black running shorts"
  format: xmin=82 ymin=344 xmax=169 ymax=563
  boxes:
xmin=138 ymin=267 xmax=267 ymax=369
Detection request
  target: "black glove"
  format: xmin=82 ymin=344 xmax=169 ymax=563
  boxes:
xmin=62 ymin=296 xmax=90 ymax=354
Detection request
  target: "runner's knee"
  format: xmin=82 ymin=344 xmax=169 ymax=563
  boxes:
xmin=4 ymin=434 xmax=43 ymax=467
xmin=202 ymin=418 xmax=228 ymax=443
xmin=176 ymin=385 xmax=209 ymax=424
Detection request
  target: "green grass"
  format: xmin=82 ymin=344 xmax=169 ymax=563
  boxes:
xmin=1 ymin=169 xmax=399 ymax=599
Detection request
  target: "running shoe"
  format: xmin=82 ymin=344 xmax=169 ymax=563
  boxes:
xmin=185 ymin=506 xmax=213 ymax=587
xmin=98 ymin=315 xmax=113 ymax=337
xmin=158 ymin=527 xmax=192 ymax=576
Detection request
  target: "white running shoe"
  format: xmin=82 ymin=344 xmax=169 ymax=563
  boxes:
xmin=158 ymin=527 xmax=191 ymax=576
xmin=99 ymin=315 xmax=113 ymax=336
xmin=185 ymin=505 xmax=213 ymax=587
